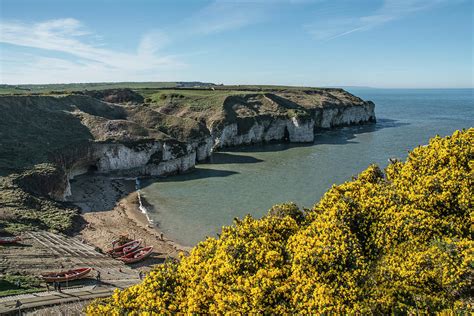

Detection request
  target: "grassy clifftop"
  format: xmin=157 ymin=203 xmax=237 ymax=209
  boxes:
xmin=88 ymin=129 xmax=473 ymax=314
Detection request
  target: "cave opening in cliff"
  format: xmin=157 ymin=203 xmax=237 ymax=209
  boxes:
xmin=87 ymin=165 xmax=98 ymax=173
xmin=283 ymin=127 xmax=290 ymax=142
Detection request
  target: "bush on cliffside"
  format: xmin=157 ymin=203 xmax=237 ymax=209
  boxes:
xmin=87 ymin=129 xmax=473 ymax=314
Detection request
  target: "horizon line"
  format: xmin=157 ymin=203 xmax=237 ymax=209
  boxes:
xmin=0 ymin=81 xmax=472 ymax=90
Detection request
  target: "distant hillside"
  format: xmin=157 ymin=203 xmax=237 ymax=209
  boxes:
xmin=0 ymin=82 xmax=217 ymax=95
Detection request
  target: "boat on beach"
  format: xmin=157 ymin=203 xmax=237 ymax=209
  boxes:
xmin=109 ymin=240 xmax=142 ymax=257
xmin=119 ymin=246 xmax=153 ymax=264
xmin=107 ymin=239 xmax=140 ymax=255
xmin=123 ymin=240 xmax=142 ymax=254
xmin=0 ymin=236 xmax=21 ymax=244
xmin=41 ymin=267 xmax=92 ymax=282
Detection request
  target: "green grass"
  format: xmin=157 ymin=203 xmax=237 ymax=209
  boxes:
xmin=0 ymin=82 xmax=180 ymax=95
xmin=146 ymin=89 xmax=256 ymax=111
xmin=0 ymin=82 xmax=332 ymax=96
xmin=0 ymin=167 xmax=79 ymax=235
xmin=0 ymin=275 xmax=44 ymax=297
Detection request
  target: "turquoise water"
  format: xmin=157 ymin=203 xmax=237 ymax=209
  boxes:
xmin=141 ymin=89 xmax=473 ymax=246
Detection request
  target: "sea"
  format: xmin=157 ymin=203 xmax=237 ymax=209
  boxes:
xmin=141 ymin=88 xmax=473 ymax=246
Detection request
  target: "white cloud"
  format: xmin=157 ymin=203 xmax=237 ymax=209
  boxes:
xmin=187 ymin=0 xmax=267 ymax=35
xmin=306 ymin=0 xmax=453 ymax=40
xmin=0 ymin=54 xmax=183 ymax=84
xmin=138 ymin=31 xmax=170 ymax=57
xmin=0 ymin=18 xmax=183 ymax=84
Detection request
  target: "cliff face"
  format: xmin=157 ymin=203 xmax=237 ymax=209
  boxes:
xmin=0 ymin=87 xmax=375 ymax=206
xmin=208 ymin=92 xmax=375 ymax=149
xmin=210 ymin=103 xmax=375 ymax=148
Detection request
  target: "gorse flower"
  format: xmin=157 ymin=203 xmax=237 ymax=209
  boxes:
xmin=87 ymin=129 xmax=473 ymax=315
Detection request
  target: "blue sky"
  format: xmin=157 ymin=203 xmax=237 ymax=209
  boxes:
xmin=0 ymin=0 xmax=472 ymax=87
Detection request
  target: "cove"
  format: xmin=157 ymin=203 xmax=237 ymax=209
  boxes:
xmin=141 ymin=88 xmax=473 ymax=246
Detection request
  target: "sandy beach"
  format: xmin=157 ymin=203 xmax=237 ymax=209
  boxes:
xmin=70 ymin=175 xmax=191 ymax=261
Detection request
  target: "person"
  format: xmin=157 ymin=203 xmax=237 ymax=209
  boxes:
xmin=46 ymin=283 xmax=50 ymax=292
xmin=15 ymin=300 xmax=22 ymax=313
xmin=57 ymin=282 xmax=62 ymax=293
xmin=96 ymin=270 xmax=101 ymax=282
xmin=138 ymin=271 xmax=143 ymax=280
xmin=53 ymin=281 xmax=57 ymax=291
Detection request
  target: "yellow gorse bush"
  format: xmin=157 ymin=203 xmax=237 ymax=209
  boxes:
xmin=87 ymin=129 xmax=473 ymax=315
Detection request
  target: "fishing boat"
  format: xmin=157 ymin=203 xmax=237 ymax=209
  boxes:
xmin=119 ymin=246 xmax=153 ymax=264
xmin=123 ymin=240 xmax=142 ymax=254
xmin=0 ymin=236 xmax=21 ymax=244
xmin=41 ymin=267 xmax=92 ymax=282
xmin=107 ymin=239 xmax=140 ymax=254
xmin=109 ymin=240 xmax=142 ymax=257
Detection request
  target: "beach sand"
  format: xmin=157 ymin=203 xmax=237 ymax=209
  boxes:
xmin=71 ymin=175 xmax=191 ymax=262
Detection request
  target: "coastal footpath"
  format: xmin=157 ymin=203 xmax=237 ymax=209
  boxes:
xmin=0 ymin=86 xmax=375 ymax=239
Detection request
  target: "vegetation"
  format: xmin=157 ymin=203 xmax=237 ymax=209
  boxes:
xmin=87 ymin=129 xmax=473 ymax=314
xmin=0 ymin=171 xmax=79 ymax=234
xmin=0 ymin=82 xmax=181 ymax=95
xmin=146 ymin=89 xmax=250 ymax=111
xmin=0 ymin=274 xmax=44 ymax=297
xmin=0 ymin=82 xmax=317 ymax=95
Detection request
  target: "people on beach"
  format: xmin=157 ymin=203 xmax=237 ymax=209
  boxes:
xmin=139 ymin=271 xmax=143 ymax=280
xmin=96 ymin=270 xmax=101 ymax=283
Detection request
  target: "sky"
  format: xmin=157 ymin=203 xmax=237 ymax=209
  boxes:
xmin=0 ymin=0 xmax=472 ymax=88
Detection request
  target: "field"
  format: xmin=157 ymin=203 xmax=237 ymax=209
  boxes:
xmin=0 ymin=82 xmax=181 ymax=95
xmin=0 ymin=82 xmax=319 ymax=95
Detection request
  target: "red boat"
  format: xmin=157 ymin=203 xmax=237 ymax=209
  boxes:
xmin=41 ymin=267 xmax=92 ymax=283
xmin=0 ymin=236 xmax=21 ymax=244
xmin=119 ymin=246 xmax=153 ymax=264
xmin=107 ymin=239 xmax=139 ymax=254
xmin=123 ymin=240 xmax=142 ymax=254
xmin=109 ymin=240 xmax=142 ymax=257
